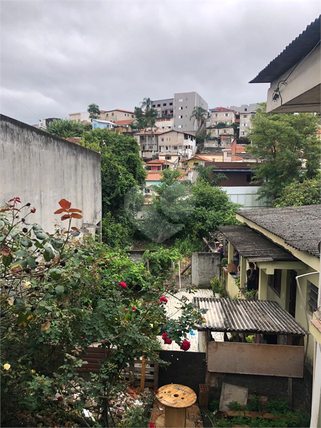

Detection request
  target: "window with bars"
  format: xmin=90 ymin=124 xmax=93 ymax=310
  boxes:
xmin=307 ymin=281 xmax=318 ymax=313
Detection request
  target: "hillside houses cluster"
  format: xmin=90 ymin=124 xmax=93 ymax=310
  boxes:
xmin=62 ymin=93 xmax=261 ymax=186
xmin=35 ymin=93 xmax=262 ymax=208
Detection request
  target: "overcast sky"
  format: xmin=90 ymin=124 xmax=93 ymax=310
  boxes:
xmin=1 ymin=0 xmax=320 ymax=125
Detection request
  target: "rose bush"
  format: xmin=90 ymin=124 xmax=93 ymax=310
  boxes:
xmin=1 ymin=198 xmax=206 ymax=427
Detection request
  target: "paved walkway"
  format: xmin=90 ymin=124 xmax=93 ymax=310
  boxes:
xmin=158 ymin=288 xmax=214 ymax=352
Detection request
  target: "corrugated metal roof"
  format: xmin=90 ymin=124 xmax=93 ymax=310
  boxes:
xmin=218 ymin=225 xmax=297 ymax=262
xmin=194 ymin=298 xmax=307 ymax=335
xmin=250 ymin=16 xmax=321 ymax=83
xmin=236 ymin=206 xmax=321 ymax=258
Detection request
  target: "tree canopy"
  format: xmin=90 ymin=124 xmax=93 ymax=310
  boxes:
xmin=137 ymin=170 xmax=238 ymax=244
xmin=46 ymin=119 xmax=91 ymax=139
xmin=190 ymin=106 xmax=208 ymax=132
xmin=132 ymin=97 xmax=158 ymax=131
xmin=247 ymin=105 xmax=320 ymax=203
xmin=81 ymin=128 xmax=146 ymax=218
xmin=274 ymin=177 xmax=321 ymax=207
xmin=87 ymin=103 xmax=101 ymax=119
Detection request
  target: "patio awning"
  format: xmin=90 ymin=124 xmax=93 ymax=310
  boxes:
xmin=194 ymin=298 xmax=307 ymax=335
xmin=218 ymin=225 xmax=298 ymax=262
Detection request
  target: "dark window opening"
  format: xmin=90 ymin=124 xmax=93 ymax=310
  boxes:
xmin=268 ymin=269 xmax=282 ymax=296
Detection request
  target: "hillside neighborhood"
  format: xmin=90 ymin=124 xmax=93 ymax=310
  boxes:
xmin=1 ymin=10 xmax=321 ymax=428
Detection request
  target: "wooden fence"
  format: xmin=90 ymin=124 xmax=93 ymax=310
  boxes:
xmin=78 ymin=346 xmax=159 ymax=389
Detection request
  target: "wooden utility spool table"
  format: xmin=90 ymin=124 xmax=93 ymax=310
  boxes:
xmin=156 ymin=384 xmax=197 ymax=428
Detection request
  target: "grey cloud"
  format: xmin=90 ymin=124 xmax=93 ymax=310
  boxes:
xmin=1 ymin=0 xmax=320 ymax=124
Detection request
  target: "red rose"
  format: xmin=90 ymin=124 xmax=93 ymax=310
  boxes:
xmin=132 ymin=306 xmax=137 ymax=311
xmin=119 ymin=282 xmax=127 ymax=289
xmin=162 ymin=332 xmax=168 ymax=340
xmin=160 ymin=296 xmax=168 ymax=303
xmin=149 ymin=423 xmax=155 ymax=428
xmin=164 ymin=338 xmax=172 ymax=344
xmin=180 ymin=340 xmax=190 ymax=351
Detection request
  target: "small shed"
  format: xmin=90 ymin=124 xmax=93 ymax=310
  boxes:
xmin=194 ymin=298 xmax=307 ymax=378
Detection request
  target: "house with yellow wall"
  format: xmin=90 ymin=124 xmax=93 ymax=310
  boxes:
xmin=218 ymin=205 xmax=320 ymax=370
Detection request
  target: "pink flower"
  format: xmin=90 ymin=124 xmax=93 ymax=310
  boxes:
xmin=180 ymin=340 xmax=191 ymax=351
xmin=132 ymin=306 xmax=137 ymax=311
xmin=119 ymin=282 xmax=127 ymax=289
xmin=164 ymin=338 xmax=172 ymax=344
xmin=162 ymin=332 xmax=168 ymax=340
xmin=160 ymin=296 xmax=168 ymax=303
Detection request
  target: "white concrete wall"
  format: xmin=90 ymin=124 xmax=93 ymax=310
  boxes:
xmin=0 ymin=115 xmax=102 ymax=235
xmin=221 ymin=186 xmax=267 ymax=208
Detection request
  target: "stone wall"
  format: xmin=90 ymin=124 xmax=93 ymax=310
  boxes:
xmin=0 ymin=114 xmax=102 ymax=234
xmin=192 ymin=252 xmax=221 ymax=288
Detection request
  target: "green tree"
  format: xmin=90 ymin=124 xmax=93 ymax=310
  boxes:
xmin=87 ymin=103 xmax=101 ymax=119
xmin=275 ymin=177 xmax=321 ymax=207
xmin=247 ymin=105 xmax=320 ymax=203
xmin=139 ymin=171 xmax=238 ymax=244
xmin=133 ymin=97 xmax=159 ymax=149
xmin=190 ymin=106 xmax=208 ymax=133
xmin=46 ymin=119 xmax=90 ymax=139
xmin=81 ymin=128 xmax=146 ymax=217
xmin=195 ymin=164 xmax=227 ymax=186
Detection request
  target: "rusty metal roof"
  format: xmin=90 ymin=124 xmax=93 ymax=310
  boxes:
xmin=194 ymin=298 xmax=307 ymax=335
xmin=250 ymin=16 xmax=321 ymax=83
xmin=236 ymin=205 xmax=321 ymax=258
xmin=218 ymin=225 xmax=297 ymax=262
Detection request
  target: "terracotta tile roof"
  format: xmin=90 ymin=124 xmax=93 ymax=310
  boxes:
xmin=146 ymin=159 xmax=167 ymax=164
xmin=115 ymin=119 xmax=134 ymax=125
xmin=146 ymin=172 xmax=163 ymax=181
xmin=101 ymin=109 xmax=135 ymax=114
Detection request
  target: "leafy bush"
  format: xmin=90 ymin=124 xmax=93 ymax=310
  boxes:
xmin=143 ymin=247 xmax=182 ymax=278
xmin=228 ymin=401 xmax=244 ymax=411
xmin=247 ymin=395 xmax=261 ymax=412
xmin=211 ymin=277 xmax=226 ymax=297
xmin=266 ymin=398 xmax=290 ymax=414
xmin=208 ymin=400 xmax=220 ymax=412
xmin=1 ymin=198 xmax=205 ymax=427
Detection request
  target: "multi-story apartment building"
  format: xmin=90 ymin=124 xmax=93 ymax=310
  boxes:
xmin=173 ymin=92 xmax=208 ymax=132
xmin=151 ymin=92 xmax=208 ymax=132
xmin=208 ymin=107 xmax=237 ymax=126
xmin=229 ymin=103 xmax=260 ymax=137
xmin=151 ymin=98 xmax=174 ymax=119
xmin=135 ymin=130 xmax=196 ymax=161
